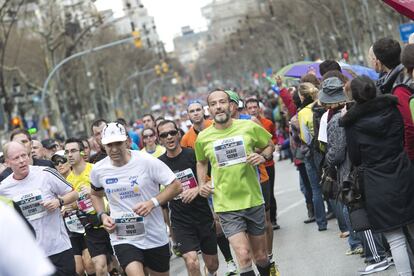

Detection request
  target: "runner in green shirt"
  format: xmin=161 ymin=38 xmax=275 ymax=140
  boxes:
xmin=195 ymin=89 xmax=274 ymax=276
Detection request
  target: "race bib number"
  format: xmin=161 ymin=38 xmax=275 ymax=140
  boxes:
xmin=13 ymin=190 xmax=47 ymax=221
xmin=77 ymin=191 xmax=94 ymax=213
xmin=114 ymin=213 xmax=145 ymax=241
xmin=64 ymin=212 xmax=85 ymax=234
xmin=174 ymin=169 xmax=198 ymax=200
xmin=213 ymin=136 xmax=247 ymax=167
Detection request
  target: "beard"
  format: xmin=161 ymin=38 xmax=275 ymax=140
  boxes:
xmin=214 ymin=110 xmax=230 ymax=124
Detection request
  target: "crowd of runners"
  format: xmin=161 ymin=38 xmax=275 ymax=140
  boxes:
xmin=1 ymin=36 xmax=414 ymax=276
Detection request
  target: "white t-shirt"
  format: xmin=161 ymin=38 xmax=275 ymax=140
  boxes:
xmin=0 ymin=201 xmax=55 ymax=276
xmin=90 ymin=150 xmax=176 ymax=249
xmin=318 ymin=111 xmax=329 ymax=143
xmin=0 ymin=166 xmax=73 ymax=256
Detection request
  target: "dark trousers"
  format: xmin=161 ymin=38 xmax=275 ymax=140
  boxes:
xmin=297 ymin=163 xmax=313 ymax=204
xmin=266 ymin=165 xmax=277 ymax=223
xmin=49 ymin=248 xmax=76 ymax=276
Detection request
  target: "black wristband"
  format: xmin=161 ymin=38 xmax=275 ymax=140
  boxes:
xmin=59 ymin=198 xmax=64 ymax=207
xmin=97 ymin=211 xmax=109 ymax=224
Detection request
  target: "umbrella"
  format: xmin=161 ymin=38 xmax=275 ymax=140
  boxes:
xmin=282 ymin=61 xmax=378 ymax=80
xmin=383 ymin=0 xmax=414 ymax=20
xmin=283 ymin=62 xmax=354 ymax=79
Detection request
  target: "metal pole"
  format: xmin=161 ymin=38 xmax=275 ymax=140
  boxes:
xmin=113 ymin=68 xmax=155 ymax=109
xmin=40 ymin=36 xmax=135 ymax=123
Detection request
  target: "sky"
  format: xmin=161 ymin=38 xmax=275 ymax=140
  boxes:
xmin=94 ymin=0 xmax=210 ymax=51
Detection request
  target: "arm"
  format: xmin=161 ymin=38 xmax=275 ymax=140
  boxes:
xmin=197 ymin=159 xmax=213 ymax=198
xmin=247 ymin=140 xmax=275 ymax=166
xmin=90 ymin=188 xmax=116 ymax=233
xmin=133 ymin=179 xmax=182 ymax=216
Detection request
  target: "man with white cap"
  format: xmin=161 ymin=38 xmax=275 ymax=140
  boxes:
xmin=90 ymin=122 xmax=182 ymax=276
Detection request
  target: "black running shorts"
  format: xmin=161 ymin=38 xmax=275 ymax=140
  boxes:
xmin=113 ymin=243 xmax=170 ymax=273
xmin=85 ymin=227 xmax=114 ymax=258
xmin=173 ymin=221 xmax=217 ymax=255
xmin=70 ymin=236 xmax=87 ymax=256
xmin=261 ymin=181 xmax=271 ymax=211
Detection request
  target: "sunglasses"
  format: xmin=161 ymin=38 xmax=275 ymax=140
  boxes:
xmin=143 ymin=134 xmax=155 ymax=139
xmin=159 ymin=130 xmax=178 ymax=139
xmin=53 ymin=157 xmax=67 ymax=166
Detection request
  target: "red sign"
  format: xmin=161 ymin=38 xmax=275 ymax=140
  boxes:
xmin=383 ymin=0 xmax=414 ymax=19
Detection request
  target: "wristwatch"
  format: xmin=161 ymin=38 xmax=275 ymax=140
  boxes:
xmin=59 ymin=198 xmax=65 ymax=207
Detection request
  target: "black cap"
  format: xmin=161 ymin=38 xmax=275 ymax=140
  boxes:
xmin=41 ymin=138 xmax=58 ymax=149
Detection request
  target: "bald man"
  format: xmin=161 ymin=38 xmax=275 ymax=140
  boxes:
xmin=0 ymin=141 xmax=79 ymax=275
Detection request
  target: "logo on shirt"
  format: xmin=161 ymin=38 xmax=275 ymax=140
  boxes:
xmin=129 ymin=175 xmax=139 ymax=193
xmin=105 ymin=178 xmax=118 ymax=184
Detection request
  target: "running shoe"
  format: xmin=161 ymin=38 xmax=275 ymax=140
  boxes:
xmin=358 ymin=259 xmax=391 ymax=275
xmin=225 ymin=260 xmax=238 ymax=276
xmin=345 ymin=246 xmax=363 ymax=256
xmin=270 ymin=261 xmax=281 ymax=276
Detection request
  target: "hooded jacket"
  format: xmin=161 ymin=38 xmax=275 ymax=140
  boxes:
xmin=339 ymin=95 xmax=414 ymax=233
xmin=377 ymin=64 xmax=414 ymax=160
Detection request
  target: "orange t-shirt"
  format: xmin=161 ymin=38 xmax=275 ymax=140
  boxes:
xmin=181 ymin=119 xmax=212 ymax=149
xmin=259 ymin=117 xmax=276 ymax=167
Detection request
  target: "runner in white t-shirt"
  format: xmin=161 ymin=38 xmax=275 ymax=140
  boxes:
xmin=0 ymin=141 xmax=79 ymax=275
xmin=90 ymin=122 xmax=182 ymax=276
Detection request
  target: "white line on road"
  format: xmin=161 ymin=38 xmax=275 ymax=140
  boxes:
xmin=278 ymin=198 xmax=305 ymax=217
xmin=275 ymin=187 xmax=299 ymax=196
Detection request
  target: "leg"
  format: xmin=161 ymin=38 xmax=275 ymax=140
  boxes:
xmin=249 ymin=234 xmax=270 ymax=276
xmin=92 ymin=255 xmax=108 ymax=276
xmin=182 ymin=251 xmax=201 ymax=276
xmin=143 ymin=244 xmax=170 ymax=276
xmin=228 ymin=232 xmax=253 ymax=269
xmin=202 ymin=253 xmax=219 ymax=275
xmin=362 ymin=230 xmax=386 ymax=263
xmin=265 ymin=210 xmax=273 ymax=255
xmin=74 ymin=255 xmax=85 ymax=276
xmin=304 ymin=156 xmax=327 ymax=230
xmin=265 ymin=165 xmax=277 ymax=224
xmin=50 ymin=249 xmax=76 ymax=276
xmin=329 ymin=199 xmax=347 ymax=233
xmin=215 ymin=214 xmax=235 ymax=263
xmin=125 ymin=261 xmax=145 ymax=276
xmin=383 ymin=228 xmax=412 ymax=276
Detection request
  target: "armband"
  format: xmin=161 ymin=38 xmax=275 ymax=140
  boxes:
xmin=151 ymin=197 xmax=160 ymax=208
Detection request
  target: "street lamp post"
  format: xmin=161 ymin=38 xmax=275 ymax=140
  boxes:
xmin=40 ymin=36 xmax=136 ymax=132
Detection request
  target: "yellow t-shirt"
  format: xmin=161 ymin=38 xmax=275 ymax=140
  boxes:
xmin=67 ymin=163 xmax=95 ymax=214
xmin=141 ymin=145 xmax=166 ymax=158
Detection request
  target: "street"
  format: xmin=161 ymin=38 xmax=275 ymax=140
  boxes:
xmin=170 ymin=160 xmax=396 ymax=276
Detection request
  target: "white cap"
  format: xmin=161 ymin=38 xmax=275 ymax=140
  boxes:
xmin=101 ymin=122 xmax=127 ymax=145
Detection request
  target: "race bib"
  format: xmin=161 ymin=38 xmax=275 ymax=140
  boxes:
xmin=213 ymin=136 xmax=247 ymax=167
xmin=64 ymin=211 xmax=85 ymax=234
xmin=13 ymin=190 xmax=47 ymax=221
xmin=114 ymin=213 xmax=145 ymax=241
xmin=77 ymin=191 xmax=94 ymax=213
xmin=174 ymin=168 xmax=198 ymax=200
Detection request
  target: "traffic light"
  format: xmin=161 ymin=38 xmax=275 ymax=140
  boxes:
xmin=132 ymin=31 xmax=142 ymax=48
xmin=154 ymin=65 xmax=161 ymax=76
xmin=11 ymin=116 xmax=21 ymax=129
xmin=161 ymin=62 xmax=169 ymax=73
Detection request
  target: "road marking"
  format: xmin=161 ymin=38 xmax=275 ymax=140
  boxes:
xmin=275 ymin=187 xmax=298 ymax=196
xmin=278 ymin=198 xmax=305 ymax=217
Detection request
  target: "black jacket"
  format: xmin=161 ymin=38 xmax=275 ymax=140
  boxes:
xmin=340 ymin=95 xmax=414 ymax=233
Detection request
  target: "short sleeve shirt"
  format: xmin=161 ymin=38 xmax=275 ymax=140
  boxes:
xmin=67 ymin=163 xmax=95 ymax=214
xmin=195 ymin=119 xmax=271 ymax=212
xmin=0 ymin=166 xmax=73 ymax=256
xmin=90 ymin=151 xmax=176 ymax=249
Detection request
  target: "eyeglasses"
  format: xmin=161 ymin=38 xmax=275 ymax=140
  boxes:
xmin=159 ymin=130 xmax=178 ymax=139
xmin=64 ymin=149 xmax=80 ymax=155
xmin=53 ymin=158 xmax=67 ymax=166
xmin=143 ymin=134 xmax=155 ymax=139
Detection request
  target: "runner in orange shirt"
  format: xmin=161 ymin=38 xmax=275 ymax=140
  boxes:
xmin=246 ymin=98 xmax=280 ymax=230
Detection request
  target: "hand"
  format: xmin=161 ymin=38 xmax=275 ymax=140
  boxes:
xmin=80 ymin=186 xmax=91 ymax=197
xmin=61 ymin=204 xmax=74 ymax=215
xmin=102 ymin=214 xmax=116 ymax=233
xmin=199 ymin=182 xmax=213 ymax=198
xmin=246 ymin=153 xmax=266 ymax=166
xmin=181 ymin=187 xmax=199 ymax=204
xmin=133 ymin=201 xmax=155 ymax=217
xmin=42 ymin=198 xmax=60 ymax=211
xmin=275 ymin=75 xmax=283 ymax=87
